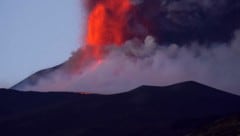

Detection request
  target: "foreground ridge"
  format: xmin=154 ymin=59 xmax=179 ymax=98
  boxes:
xmin=1 ymin=81 xmax=240 ymax=136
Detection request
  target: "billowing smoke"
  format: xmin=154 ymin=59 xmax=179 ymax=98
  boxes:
xmin=135 ymin=0 xmax=240 ymax=44
xmin=12 ymin=0 xmax=240 ymax=95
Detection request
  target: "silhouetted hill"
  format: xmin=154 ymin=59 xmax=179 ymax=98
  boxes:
xmin=1 ymin=81 xmax=240 ymax=136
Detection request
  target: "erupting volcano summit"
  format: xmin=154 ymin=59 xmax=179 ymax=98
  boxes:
xmin=12 ymin=0 xmax=240 ymax=95
xmin=66 ymin=0 xmax=134 ymax=72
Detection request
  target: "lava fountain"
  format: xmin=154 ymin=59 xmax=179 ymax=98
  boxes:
xmin=66 ymin=0 xmax=133 ymax=73
xmin=86 ymin=0 xmax=132 ymax=59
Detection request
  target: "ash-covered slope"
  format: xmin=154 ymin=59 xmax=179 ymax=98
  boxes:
xmin=11 ymin=63 xmax=64 ymax=91
xmin=1 ymin=81 xmax=240 ymax=136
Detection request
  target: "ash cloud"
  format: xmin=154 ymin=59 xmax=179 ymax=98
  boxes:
xmin=132 ymin=0 xmax=240 ymax=44
xmin=13 ymin=30 xmax=240 ymax=95
xmin=85 ymin=0 xmax=240 ymax=44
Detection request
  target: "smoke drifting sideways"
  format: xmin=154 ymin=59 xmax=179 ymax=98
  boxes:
xmin=12 ymin=0 xmax=240 ymax=95
xmin=13 ymin=31 xmax=240 ymax=95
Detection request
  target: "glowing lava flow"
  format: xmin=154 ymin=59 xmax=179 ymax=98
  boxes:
xmin=86 ymin=0 xmax=132 ymax=60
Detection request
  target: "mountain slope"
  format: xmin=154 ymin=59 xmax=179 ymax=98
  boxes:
xmin=189 ymin=115 xmax=240 ymax=136
xmin=1 ymin=81 xmax=240 ymax=136
xmin=11 ymin=63 xmax=63 ymax=90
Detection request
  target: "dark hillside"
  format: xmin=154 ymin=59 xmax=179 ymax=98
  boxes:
xmin=1 ymin=81 xmax=240 ymax=136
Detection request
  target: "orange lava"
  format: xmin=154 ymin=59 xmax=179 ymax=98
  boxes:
xmin=86 ymin=0 xmax=132 ymax=59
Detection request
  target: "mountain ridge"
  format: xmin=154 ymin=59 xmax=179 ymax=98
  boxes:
xmin=6 ymin=81 xmax=239 ymax=96
xmin=1 ymin=81 xmax=240 ymax=136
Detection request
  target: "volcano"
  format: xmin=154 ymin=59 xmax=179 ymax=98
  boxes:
xmin=2 ymin=0 xmax=240 ymax=135
xmin=1 ymin=81 xmax=240 ymax=136
xmin=11 ymin=0 xmax=240 ymax=94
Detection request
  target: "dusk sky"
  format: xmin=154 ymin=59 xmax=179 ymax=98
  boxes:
xmin=0 ymin=0 xmax=85 ymax=88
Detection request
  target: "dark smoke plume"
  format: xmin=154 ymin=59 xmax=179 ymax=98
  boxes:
xmin=87 ymin=0 xmax=240 ymax=44
xmin=141 ymin=0 xmax=240 ymax=44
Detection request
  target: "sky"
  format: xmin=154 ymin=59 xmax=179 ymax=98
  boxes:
xmin=0 ymin=0 xmax=85 ymax=88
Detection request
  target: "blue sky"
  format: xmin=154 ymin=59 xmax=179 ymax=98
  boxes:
xmin=0 ymin=0 xmax=85 ymax=88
